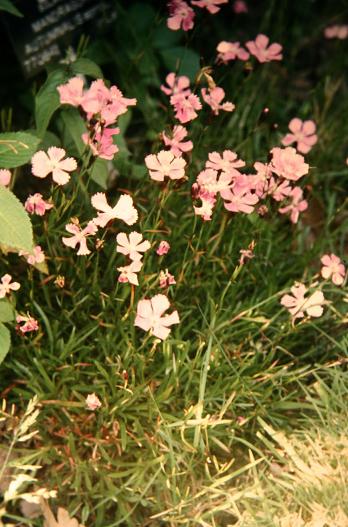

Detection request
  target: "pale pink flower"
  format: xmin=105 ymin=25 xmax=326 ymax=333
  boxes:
xmin=91 ymin=193 xmax=138 ymax=227
xmin=193 ymin=196 xmax=216 ymax=221
xmin=206 ymin=150 xmax=245 ymax=173
xmin=197 ymin=169 xmax=233 ymax=194
xmin=246 ymin=34 xmax=283 ymax=63
xmin=31 ymin=147 xmax=77 ymax=185
xmin=201 ymin=87 xmax=235 ymax=115
xmin=162 ymin=125 xmax=193 ymax=157
xmin=156 ymin=241 xmax=171 ymax=256
xmin=281 ymin=118 xmax=318 ymax=154
xmin=280 ymin=283 xmax=325 ymax=320
xmin=324 ymin=25 xmax=348 ymax=39
xmin=250 ymin=161 xmax=272 ymax=197
xmin=20 ymin=245 xmax=46 ymax=265
xmin=269 ymin=178 xmax=292 ymax=202
xmin=320 ymin=254 xmax=345 ymax=286
xmin=239 ymin=240 xmax=256 ymax=265
xmin=159 ymin=269 xmax=176 ymax=288
xmin=278 ymin=186 xmax=308 ymax=224
xmin=270 ymin=147 xmax=309 ymax=181
xmin=82 ymin=127 xmax=119 ymax=160
xmin=145 ymin=150 xmax=186 ymax=181
xmin=81 ymin=80 xmax=136 ymax=125
xmin=16 ymin=314 xmax=39 ymax=334
xmin=233 ymin=0 xmax=248 ymax=13
xmin=25 ymin=193 xmax=53 ymax=216
xmin=170 ymin=92 xmax=202 ymax=123
xmin=116 ymin=232 xmax=151 ymax=261
xmin=101 ymin=86 xmax=137 ymax=124
xmin=167 ymin=0 xmax=195 ymax=31
xmin=0 ymin=169 xmax=11 ymax=186
xmin=117 ymin=260 xmax=143 ymax=286
xmin=161 ymin=73 xmax=191 ymax=97
xmin=134 ymin=294 xmax=180 ymax=340
xmin=57 ymin=76 xmax=85 ymax=107
xmin=216 ymin=41 xmax=250 ymax=63
xmin=221 ymin=186 xmax=258 ymax=214
xmin=62 ymin=221 xmax=98 ymax=256
xmin=191 ymin=0 xmax=228 ymax=14
xmin=0 ymin=274 xmax=20 ymax=298
xmin=86 ymin=393 xmax=102 ymax=411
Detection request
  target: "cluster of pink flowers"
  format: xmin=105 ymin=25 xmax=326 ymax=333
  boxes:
xmin=57 ymin=77 xmax=136 ymax=161
xmin=324 ymin=25 xmax=348 ymax=39
xmin=281 ymin=254 xmax=345 ymax=321
xmin=160 ymin=72 xmax=234 ymax=125
xmin=217 ymin=34 xmax=282 ymax=64
xmin=191 ymin=146 xmax=309 ymax=224
xmin=116 ymin=232 xmax=151 ymax=286
xmin=167 ymin=0 xmax=228 ymax=32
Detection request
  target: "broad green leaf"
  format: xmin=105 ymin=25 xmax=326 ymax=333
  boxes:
xmin=0 ymin=322 xmax=11 ymax=365
xmin=0 ymin=132 xmax=40 ymax=169
xmin=0 ymin=186 xmax=33 ymax=252
xmin=35 ymin=70 xmax=68 ymax=137
xmin=89 ymin=158 xmax=108 ymax=189
xmin=60 ymin=108 xmax=86 ymax=156
xmin=0 ymin=299 xmax=14 ymax=323
xmin=0 ymin=0 xmax=23 ymax=16
xmin=71 ymin=58 xmax=103 ymax=79
xmin=160 ymin=47 xmax=201 ymax=81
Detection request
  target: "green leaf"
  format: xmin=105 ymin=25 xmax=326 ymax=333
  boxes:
xmin=89 ymin=158 xmax=108 ymax=189
xmin=160 ymin=47 xmax=201 ymax=81
xmin=0 ymin=300 xmax=14 ymax=323
xmin=35 ymin=70 xmax=68 ymax=137
xmin=71 ymin=58 xmax=103 ymax=79
xmin=60 ymin=108 xmax=86 ymax=156
xmin=0 ymin=322 xmax=11 ymax=365
xmin=0 ymin=132 xmax=40 ymax=169
xmin=0 ymin=186 xmax=33 ymax=252
xmin=0 ymin=0 xmax=23 ymax=16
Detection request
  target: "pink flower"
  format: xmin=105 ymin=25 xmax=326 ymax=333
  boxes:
xmin=170 ymin=93 xmax=202 ymax=123
xmin=201 ymin=87 xmax=235 ymax=115
xmin=206 ymin=150 xmax=245 ymax=173
xmin=246 ymin=34 xmax=283 ymax=63
xmin=221 ymin=186 xmax=258 ymax=214
xmin=216 ymin=41 xmax=250 ymax=63
xmin=156 ymin=241 xmax=171 ymax=256
xmin=233 ymin=0 xmax=248 ymax=13
xmin=0 ymin=274 xmax=20 ymax=298
xmin=25 ymin=193 xmax=53 ymax=216
xmin=162 ymin=125 xmax=193 ymax=157
xmin=320 ymin=254 xmax=345 ymax=286
xmin=197 ymin=169 xmax=233 ymax=194
xmin=117 ymin=260 xmax=143 ymax=286
xmin=20 ymin=245 xmax=46 ymax=265
xmin=281 ymin=118 xmax=318 ymax=154
xmin=16 ymin=314 xmax=39 ymax=334
xmin=101 ymin=85 xmax=137 ymax=124
xmin=324 ymin=25 xmax=348 ymax=39
xmin=167 ymin=0 xmax=195 ymax=31
xmin=91 ymin=192 xmax=138 ymax=227
xmin=191 ymin=0 xmax=228 ymax=14
xmin=86 ymin=393 xmax=102 ymax=411
xmin=134 ymin=294 xmax=180 ymax=340
xmin=269 ymin=178 xmax=292 ymax=202
xmin=270 ymin=147 xmax=309 ymax=181
xmin=57 ymin=76 xmax=85 ymax=107
xmin=82 ymin=127 xmax=120 ymax=160
xmin=31 ymin=147 xmax=77 ymax=185
xmin=161 ymin=73 xmax=191 ymax=97
xmin=250 ymin=162 xmax=273 ymax=197
xmin=145 ymin=150 xmax=186 ymax=181
xmin=280 ymin=283 xmax=325 ymax=320
xmin=81 ymin=80 xmax=136 ymax=124
xmin=278 ymin=186 xmax=308 ymax=224
xmin=0 ymin=169 xmax=11 ymax=186
xmin=159 ymin=269 xmax=176 ymax=288
xmin=193 ymin=195 xmax=217 ymax=221
xmin=116 ymin=232 xmax=151 ymax=261
xmin=62 ymin=221 xmax=98 ymax=256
